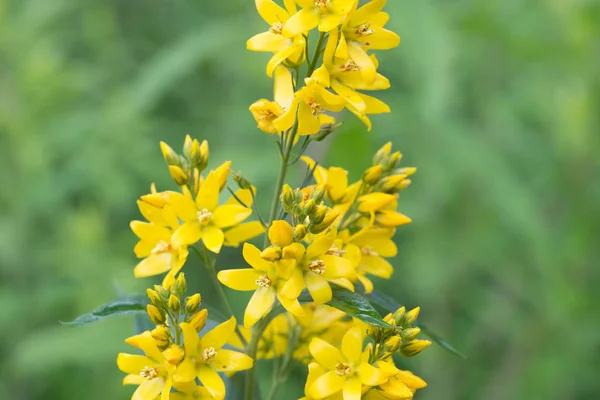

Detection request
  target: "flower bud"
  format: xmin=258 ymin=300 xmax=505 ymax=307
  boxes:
xmin=168 ymin=294 xmax=180 ymax=312
xmin=188 ymin=138 xmax=202 ymax=167
xmin=184 ymin=293 xmax=201 ymax=314
xmin=260 ymin=245 xmax=282 ymax=261
xmin=404 ymin=307 xmax=420 ymax=325
xmin=174 ymin=273 xmax=187 ymax=296
xmin=183 ymin=134 xmax=193 ymax=158
xmin=147 ymin=304 xmax=166 ymax=325
xmin=160 ymin=141 xmax=179 ymax=165
xmin=382 ymin=151 xmax=402 ymax=172
xmin=378 ymin=174 xmax=407 ymax=194
xmin=311 ymin=204 xmax=328 ymax=225
xmin=164 ymin=344 xmax=185 ymax=365
xmin=402 ymin=327 xmax=421 ymax=341
xmin=309 ymin=209 xmax=339 ymax=234
xmin=373 ymin=142 xmax=392 ymax=165
xmin=146 ymin=288 xmax=163 ymax=307
xmin=302 ymin=199 xmax=317 ymax=216
xmin=186 ymin=309 xmax=208 ymax=332
xmin=281 ymin=184 xmax=295 ymax=211
xmin=310 ymin=185 xmax=326 ymax=203
xmin=155 ymin=284 xmax=169 ymax=300
xmin=163 ymin=274 xmax=176 ymax=291
xmin=396 ymin=167 xmax=416 ymax=177
xmin=400 ymin=339 xmax=431 ymax=357
xmin=393 ymin=306 xmax=406 ymax=325
xmin=294 ymin=224 xmax=307 ymax=240
xmin=384 ymin=335 xmax=401 ymax=353
xmin=168 ymin=165 xmax=188 ymax=185
xmin=363 ymin=165 xmax=383 ymax=185
xmin=357 ymin=193 xmax=396 ymax=213
xmin=233 ymin=173 xmax=252 ymax=190
xmin=151 ymin=326 xmax=170 ymax=348
xmin=140 ymin=193 xmax=166 ymax=208
xmin=375 ymin=211 xmax=412 ymax=227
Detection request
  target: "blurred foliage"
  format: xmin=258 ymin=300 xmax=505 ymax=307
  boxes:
xmin=1 ymin=0 xmax=599 ymax=399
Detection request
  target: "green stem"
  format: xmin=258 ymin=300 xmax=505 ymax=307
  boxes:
xmin=244 ymin=313 xmax=273 ymax=400
xmin=266 ymin=323 xmax=300 ymax=400
xmin=307 ymin=31 xmax=327 ymax=77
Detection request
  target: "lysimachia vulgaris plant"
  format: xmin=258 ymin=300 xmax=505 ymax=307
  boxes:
xmin=64 ymin=1 xmax=464 ymax=399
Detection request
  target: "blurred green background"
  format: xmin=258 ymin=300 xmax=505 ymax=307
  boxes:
xmin=1 ymin=0 xmax=599 ymax=399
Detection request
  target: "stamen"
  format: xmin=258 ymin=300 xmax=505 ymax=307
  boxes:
xmin=326 ymin=247 xmax=346 ymax=257
xmin=340 ymin=60 xmax=359 ymax=72
xmin=355 ymin=23 xmax=375 ymax=36
xmin=140 ymin=366 xmax=159 ymax=380
xmin=151 ymin=240 xmax=172 ymax=254
xmin=308 ymin=98 xmax=321 ymax=117
xmin=201 ymin=347 xmax=217 ymax=363
xmin=256 ymin=275 xmax=272 ymax=288
xmin=361 ymin=246 xmax=379 ymax=257
xmin=335 ymin=362 xmax=352 ymax=376
xmin=314 ymin=0 xmax=330 ymax=11
xmin=269 ymin=22 xmax=283 ymax=35
xmin=197 ymin=208 xmax=212 ymax=224
xmin=308 ymin=259 xmax=326 ymax=274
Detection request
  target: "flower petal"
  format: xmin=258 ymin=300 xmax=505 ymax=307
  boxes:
xmin=132 ymin=378 xmax=165 ymax=400
xmin=359 ymin=362 xmax=387 ymax=386
xmin=173 ymin=357 xmax=196 ymax=383
xmin=212 ymin=204 xmax=252 ymax=228
xmin=130 ymin=221 xmax=172 ymax=242
xmin=279 ymin=266 xmax=305 ymax=299
xmin=321 ymin=255 xmax=354 ymax=279
xmin=197 ymin=365 xmax=225 ymax=400
xmin=282 ymin=8 xmax=319 ymax=38
xmin=117 ymin=353 xmax=155 ymax=375
xmin=244 ymin=287 xmax=276 ymax=328
xmin=306 ymin=229 xmax=336 ymax=259
xmin=224 ymin=221 xmax=266 ymax=247
xmin=305 ymin=272 xmax=332 ymax=304
xmin=266 ymin=43 xmax=298 ymax=77
xmin=218 ymin=268 xmax=261 ymax=291
xmin=361 ymin=256 xmax=393 ymax=278
xmin=202 ymin=225 xmax=225 ymax=254
xmin=274 ymin=66 xmax=295 ymax=107
xmin=165 ymin=191 xmax=198 ymax=222
xmin=342 ymin=327 xmax=363 ymax=365
xmin=202 ymin=316 xmax=236 ymax=351
xmin=211 ymin=349 xmax=254 ymax=372
xmin=277 ymin=294 xmax=306 ymax=317
xmin=342 ymin=376 xmax=362 ymax=400
xmin=308 ymin=370 xmax=345 ymax=399
xmin=243 ymin=242 xmax=273 ymax=271
xmin=196 ymin=172 xmax=220 ymax=211
xmin=256 ymin=0 xmax=290 ymax=25
xmin=309 ymin=338 xmax=343 ymax=370
xmin=180 ymin=322 xmax=200 ymax=355
xmin=171 ymin=221 xmax=202 ymax=248
xmin=268 ymin=220 xmax=294 ymax=246
xmin=134 ymin=253 xmax=172 ymax=278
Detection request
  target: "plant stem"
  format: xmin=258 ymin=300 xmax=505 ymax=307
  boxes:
xmin=244 ymin=313 xmax=273 ymax=400
xmin=266 ymin=323 xmax=300 ymax=400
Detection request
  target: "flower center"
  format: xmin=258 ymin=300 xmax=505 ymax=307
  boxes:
xmin=256 ymin=275 xmax=272 ymax=288
xmin=201 ymin=347 xmax=217 ymax=363
xmin=259 ymin=109 xmax=277 ymax=120
xmin=308 ymin=97 xmax=321 ymax=117
xmin=140 ymin=366 xmax=159 ymax=380
xmin=151 ymin=240 xmax=172 ymax=254
xmin=314 ymin=0 xmax=330 ymax=11
xmin=340 ymin=60 xmax=359 ymax=72
xmin=326 ymin=247 xmax=345 ymax=257
xmin=361 ymin=246 xmax=379 ymax=257
xmin=355 ymin=23 xmax=375 ymax=36
xmin=269 ymin=22 xmax=284 ymax=34
xmin=197 ymin=208 xmax=212 ymax=224
xmin=309 ymin=259 xmax=326 ymax=274
xmin=335 ymin=362 xmax=352 ymax=376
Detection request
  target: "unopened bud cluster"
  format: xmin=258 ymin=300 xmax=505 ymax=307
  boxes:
xmin=281 ymin=184 xmax=339 ymax=236
xmin=369 ymin=306 xmax=431 ymax=359
xmin=363 ymin=142 xmax=416 ymax=194
xmin=160 ymin=134 xmax=209 ymax=192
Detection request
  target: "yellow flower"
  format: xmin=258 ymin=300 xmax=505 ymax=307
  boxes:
xmin=339 ymin=227 xmax=397 ymax=293
xmin=166 ymin=164 xmax=255 ymax=254
xmin=283 ymin=0 xmax=355 ymax=37
xmin=273 ymin=65 xmax=344 ymax=135
xmin=247 ymin=0 xmax=306 ymax=77
xmin=217 ymin=240 xmax=302 ymax=327
xmin=169 ymin=382 xmax=214 ymax=400
xmin=307 ymin=326 xmax=387 ymax=399
xmin=322 ymin=27 xmax=390 ymax=130
xmin=342 ymin=0 xmax=400 ymax=52
xmin=117 ymin=331 xmax=178 ymax=400
xmin=365 ymin=361 xmax=427 ymax=399
xmin=174 ymin=319 xmax=254 ymax=400
xmin=249 ymin=99 xmax=285 ymax=134
xmin=131 ymin=220 xmax=190 ymax=281
xmin=301 ymin=155 xmax=360 ymax=204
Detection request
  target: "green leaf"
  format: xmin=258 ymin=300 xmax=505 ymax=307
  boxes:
xmin=364 ymin=289 xmax=467 ymax=359
xmin=61 ymin=296 xmax=147 ymax=327
xmin=299 ymin=284 xmax=392 ymax=328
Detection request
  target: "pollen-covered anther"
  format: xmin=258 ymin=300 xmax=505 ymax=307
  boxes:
xmin=201 ymin=347 xmax=217 ymax=363
xmin=151 ymin=240 xmax=172 ymax=254
xmin=314 ymin=0 xmax=330 ymax=10
xmin=335 ymin=362 xmax=352 ymax=376
xmin=259 ymin=109 xmax=277 ymax=120
xmin=326 ymin=247 xmax=346 ymax=257
xmin=309 ymin=259 xmax=326 ymax=274
xmin=269 ymin=22 xmax=283 ymax=34
xmin=340 ymin=60 xmax=360 ymax=72
xmin=355 ymin=23 xmax=375 ymax=36
xmin=255 ymin=275 xmax=272 ymax=288
xmin=140 ymin=366 xmax=159 ymax=380
xmin=197 ymin=208 xmax=212 ymax=224
xmin=308 ymin=98 xmax=321 ymax=117
xmin=361 ymin=246 xmax=379 ymax=257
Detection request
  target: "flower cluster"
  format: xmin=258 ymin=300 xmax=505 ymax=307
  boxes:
xmin=77 ymin=1 xmax=436 ymax=399
xmin=117 ymin=274 xmax=253 ymax=400
xmin=249 ymin=0 xmax=400 ymax=136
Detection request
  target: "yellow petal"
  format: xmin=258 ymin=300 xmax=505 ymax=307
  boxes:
xmin=305 ymin=272 xmax=332 ymax=304
xmin=308 ymin=370 xmax=345 ymax=399
xmin=357 ymin=193 xmax=396 ymax=213
xmin=352 ymin=0 xmax=386 ymax=22
xmin=132 ymin=378 xmax=165 ymax=400
xmin=255 ymin=0 xmax=290 ymax=25
xmin=274 ymin=66 xmax=295 ymax=108
xmin=361 ymin=256 xmax=393 ymax=278
xmin=318 ymin=12 xmax=342 ymax=32
xmin=367 ymin=27 xmax=400 ymax=50
xmin=341 ymin=327 xmax=363 ymax=365
xmin=212 ymin=204 xmax=252 ymax=228
xmin=266 ymin=43 xmax=298 ymax=77
xmin=196 ymin=365 xmax=225 ymax=400
xmin=331 ymin=80 xmax=365 ymax=115
xmin=212 ymin=349 xmax=254 ymax=372
xmin=117 ymin=353 xmax=156 ymax=375
xmin=375 ymin=210 xmax=411 ymax=227
xmin=342 ymin=376 xmax=362 ymax=400
xmin=359 ymin=362 xmax=387 ymax=386
xmin=125 ymin=331 xmax=164 ymax=362
xmin=180 ymin=322 xmax=200 ymax=355
xmin=306 ymin=229 xmax=336 ymax=259
xmin=196 ymin=172 xmax=220 ymax=211
xmin=347 ymin=41 xmax=376 ymax=84
xmin=202 ymin=316 xmax=236 ymax=350
xmin=335 ymin=31 xmax=349 ymax=59
xmin=244 ymin=287 xmax=276 ymax=328
xmin=201 ymin=225 xmax=225 ymax=254
xmin=243 ymin=242 xmax=273 ymax=271
xmin=272 ymin=98 xmax=298 ymax=132
xmin=123 ymin=374 xmax=145 ymax=385
xmin=359 ymin=91 xmax=390 ymax=114
xmin=130 ymin=221 xmax=172 ymax=242
xmin=165 ymin=191 xmax=198 ymax=222
xmin=323 ymin=27 xmax=338 ymax=66
xmin=134 ymin=240 xmax=155 ymax=258
xmin=327 ymin=167 xmax=348 ymax=201
xmin=217 ymin=268 xmax=261 ymax=291
xmin=171 ymin=221 xmax=202 ymax=248
xmin=279 ymin=266 xmax=305 ymax=299
xmin=282 ymin=8 xmax=319 ymax=38
xmin=321 ymin=254 xmax=354 ymax=278
xmin=305 ymin=363 xmax=328 ymax=394
xmin=309 ymin=338 xmax=343 ymax=370
xmin=311 ymin=64 xmax=330 ymax=87
xmin=395 ymin=369 xmax=427 ymax=390
xmin=247 ymin=31 xmax=287 ymax=52
xmin=297 ymin=101 xmax=321 ymax=135
xmin=173 ymin=357 xmax=196 ymax=383
xmin=224 ymin=221 xmax=266 ymax=247
xmin=357 ymin=274 xmax=374 ymax=294
xmin=134 ymin=253 xmax=172 ymax=278
xmin=268 ymin=220 xmax=294 ymax=246
xmin=277 ymin=294 xmax=306 ymax=317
